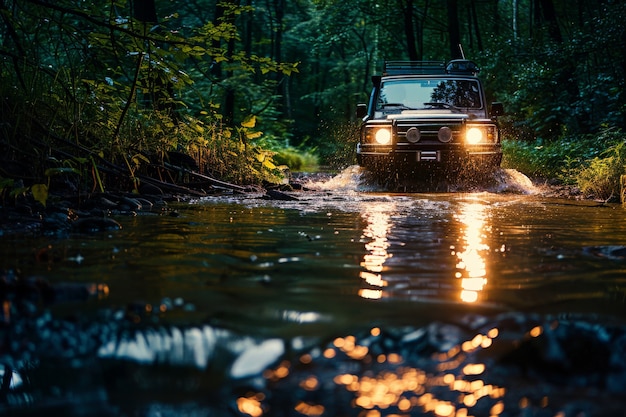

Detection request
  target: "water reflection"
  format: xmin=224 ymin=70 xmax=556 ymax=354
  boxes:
xmin=259 ymin=324 xmax=509 ymax=417
xmin=357 ymin=198 xmax=493 ymax=304
xmin=453 ymin=201 xmax=490 ymax=303
xmin=328 ymin=327 xmax=505 ymax=416
xmin=358 ymin=202 xmax=394 ymax=300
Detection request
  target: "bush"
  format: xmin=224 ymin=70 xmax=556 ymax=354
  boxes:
xmin=576 ymin=139 xmax=626 ymax=201
xmin=501 ymin=128 xmax=622 ymax=185
xmin=273 ymin=148 xmax=319 ymax=172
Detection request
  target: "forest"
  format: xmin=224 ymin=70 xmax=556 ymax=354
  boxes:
xmin=1 ymin=0 xmax=625 ymax=201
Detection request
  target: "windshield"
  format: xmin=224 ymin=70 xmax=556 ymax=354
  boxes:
xmin=377 ymin=79 xmax=483 ymax=110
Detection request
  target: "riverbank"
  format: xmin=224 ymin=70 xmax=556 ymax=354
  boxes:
xmin=0 ymin=167 xmax=596 ymax=239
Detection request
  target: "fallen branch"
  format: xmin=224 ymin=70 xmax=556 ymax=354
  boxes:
xmin=162 ymin=162 xmax=250 ymax=192
xmin=25 ymin=124 xmax=246 ymax=195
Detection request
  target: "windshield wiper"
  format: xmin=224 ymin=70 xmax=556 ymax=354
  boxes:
xmin=423 ymin=102 xmax=459 ymax=111
xmin=380 ymin=103 xmax=413 ymax=110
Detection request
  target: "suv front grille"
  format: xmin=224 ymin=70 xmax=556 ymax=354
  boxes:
xmin=396 ymin=120 xmax=463 ymax=143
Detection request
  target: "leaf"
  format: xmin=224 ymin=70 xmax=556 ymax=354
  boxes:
xmin=245 ymin=130 xmax=262 ymax=140
xmin=131 ymin=154 xmax=150 ymax=165
xmin=44 ymin=167 xmax=80 ymax=176
xmin=10 ymin=187 xmax=28 ymax=198
xmin=241 ymin=115 xmax=256 ymax=128
xmin=0 ymin=177 xmax=14 ymax=193
xmin=31 ymin=184 xmax=48 ymax=207
xmin=262 ymin=159 xmax=276 ymax=170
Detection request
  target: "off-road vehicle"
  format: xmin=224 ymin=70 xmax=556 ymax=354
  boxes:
xmin=356 ymin=59 xmax=503 ymax=186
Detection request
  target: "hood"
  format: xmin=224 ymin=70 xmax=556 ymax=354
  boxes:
xmin=386 ymin=111 xmax=471 ymax=121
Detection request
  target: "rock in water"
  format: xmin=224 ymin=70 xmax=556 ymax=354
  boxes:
xmin=230 ymin=338 xmax=284 ymax=379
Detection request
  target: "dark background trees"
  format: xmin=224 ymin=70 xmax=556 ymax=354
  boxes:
xmin=1 ymin=0 xmax=624 ymax=188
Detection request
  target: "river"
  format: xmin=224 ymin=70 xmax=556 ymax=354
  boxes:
xmin=1 ymin=167 xmax=626 ymax=416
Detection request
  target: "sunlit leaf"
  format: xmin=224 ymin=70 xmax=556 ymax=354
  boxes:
xmin=262 ymin=159 xmax=276 ymax=170
xmin=131 ymin=154 xmax=150 ymax=165
xmin=31 ymin=184 xmax=48 ymax=207
xmin=241 ymin=115 xmax=257 ymax=128
xmin=246 ymin=130 xmax=262 ymax=140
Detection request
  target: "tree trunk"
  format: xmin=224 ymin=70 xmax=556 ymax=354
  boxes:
xmin=402 ymin=0 xmax=419 ymax=61
xmin=274 ymin=0 xmax=290 ymax=119
xmin=539 ymin=0 xmax=562 ymax=43
xmin=447 ymin=0 xmax=462 ymax=59
xmin=212 ymin=0 xmax=238 ymax=127
xmin=512 ymin=0 xmax=518 ymax=41
xmin=243 ymin=0 xmax=252 ymax=56
xmin=469 ymin=0 xmax=482 ymax=51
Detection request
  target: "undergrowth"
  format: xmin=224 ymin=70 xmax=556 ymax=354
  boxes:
xmin=502 ymin=128 xmax=626 ymax=200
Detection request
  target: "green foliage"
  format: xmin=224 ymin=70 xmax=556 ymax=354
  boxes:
xmin=502 ymin=136 xmax=592 ymax=182
xmin=0 ymin=177 xmax=16 ymax=204
xmin=502 ymin=128 xmax=625 ymax=198
xmin=575 ymin=133 xmax=626 ymax=201
xmin=2 ymin=0 xmax=626 ymax=186
xmin=273 ymin=148 xmax=319 ymax=172
xmin=0 ymin=0 xmax=297 ymax=190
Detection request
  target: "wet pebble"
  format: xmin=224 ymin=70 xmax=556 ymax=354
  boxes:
xmin=72 ymin=217 xmax=122 ymax=233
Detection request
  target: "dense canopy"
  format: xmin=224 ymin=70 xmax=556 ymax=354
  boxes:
xmin=1 ymin=0 xmax=625 ymax=195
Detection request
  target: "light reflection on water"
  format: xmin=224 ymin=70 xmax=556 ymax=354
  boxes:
xmin=357 ymin=197 xmax=494 ymax=304
xmin=358 ymin=201 xmax=394 ymax=299
xmin=3 ymin=169 xmax=626 ymax=415
xmin=454 ymin=200 xmax=490 ymax=303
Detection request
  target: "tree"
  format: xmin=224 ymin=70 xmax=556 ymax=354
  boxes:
xmin=447 ymin=0 xmax=462 ymax=58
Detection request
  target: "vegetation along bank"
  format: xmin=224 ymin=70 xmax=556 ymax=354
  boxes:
xmin=1 ymin=0 xmax=626 ymax=217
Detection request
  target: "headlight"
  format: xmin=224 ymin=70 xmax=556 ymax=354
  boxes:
xmin=466 ymin=127 xmax=483 ymax=144
xmin=466 ymin=125 xmax=498 ymax=144
xmin=375 ymin=128 xmax=392 ymax=144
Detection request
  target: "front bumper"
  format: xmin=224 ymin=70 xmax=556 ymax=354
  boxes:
xmin=356 ymin=143 xmax=502 ymax=177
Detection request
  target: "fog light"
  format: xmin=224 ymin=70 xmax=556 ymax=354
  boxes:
xmin=438 ymin=126 xmax=452 ymax=143
xmin=406 ymin=127 xmax=420 ymax=143
xmin=375 ymin=128 xmax=392 ymax=144
xmin=466 ymin=127 xmax=483 ymax=144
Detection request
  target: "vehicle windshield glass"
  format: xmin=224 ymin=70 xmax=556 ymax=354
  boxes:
xmin=377 ymin=79 xmax=482 ymax=110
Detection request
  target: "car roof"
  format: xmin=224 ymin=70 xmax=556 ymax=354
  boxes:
xmin=381 ymin=59 xmax=480 ymax=77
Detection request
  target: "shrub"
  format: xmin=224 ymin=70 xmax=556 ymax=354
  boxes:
xmin=576 ymin=139 xmax=626 ymax=201
xmin=273 ymin=148 xmax=319 ymax=172
xmin=502 ymin=128 xmax=623 ymax=185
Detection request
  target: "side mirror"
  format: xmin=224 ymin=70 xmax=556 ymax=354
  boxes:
xmin=491 ymin=102 xmax=504 ymax=117
xmin=356 ymin=103 xmax=368 ymax=119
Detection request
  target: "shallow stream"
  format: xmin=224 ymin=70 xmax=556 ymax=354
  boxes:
xmin=1 ymin=167 xmax=625 ymax=416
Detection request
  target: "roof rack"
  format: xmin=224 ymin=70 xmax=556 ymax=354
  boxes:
xmin=383 ymin=61 xmax=446 ymax=75
xmin=382 ymin=59 xmax=480 ymax=76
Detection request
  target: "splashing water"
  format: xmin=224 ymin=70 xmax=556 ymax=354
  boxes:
xmin=301 ymin=165 xmax=385 ymax=192
xmin=489 ymin=168 xmax=539 ymax=194
xmin=300 ymin=166 xmax=538 ymax=195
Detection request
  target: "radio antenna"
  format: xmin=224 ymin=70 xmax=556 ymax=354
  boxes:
xmin=458 ymin=44 xmax=465 ymax=59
